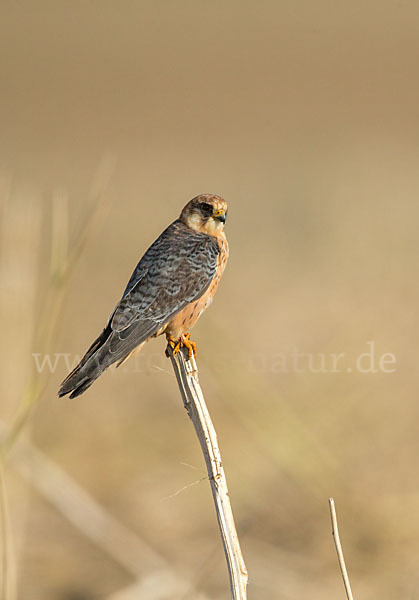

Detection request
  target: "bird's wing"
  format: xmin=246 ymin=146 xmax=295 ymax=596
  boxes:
xmin=59 ymin=220 xmax=220 ymax=398
xmin=103 ymin=220 xmax=220 ymax=359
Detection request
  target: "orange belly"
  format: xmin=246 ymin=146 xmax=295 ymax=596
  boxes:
xmin=164 ymin=233 xmax=228 ymax=340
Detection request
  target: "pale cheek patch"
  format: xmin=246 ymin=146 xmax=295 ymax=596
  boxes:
xmin=186 ymin=213 xmax=203 ymax=232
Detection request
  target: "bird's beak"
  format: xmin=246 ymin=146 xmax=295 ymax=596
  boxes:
xmin=214 ymin=209 xmax=226 ymax=223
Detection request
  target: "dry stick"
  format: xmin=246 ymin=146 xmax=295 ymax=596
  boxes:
xmin=0 ymin=463 xmax=16 ymax=600
xmin=168 ymin=346 xmax=248 ymax=600
xmin=329 ymin=497 xmax=354 ymax=600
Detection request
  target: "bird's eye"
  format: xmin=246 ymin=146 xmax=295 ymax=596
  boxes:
xmin=199 ymin=202 xmax=213 ymax=216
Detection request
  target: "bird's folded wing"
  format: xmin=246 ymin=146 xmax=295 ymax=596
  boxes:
xmin=58 ymin=221 xmax=220 ymax=398
xmin=106 ymin=223 xmax=220 ymax=357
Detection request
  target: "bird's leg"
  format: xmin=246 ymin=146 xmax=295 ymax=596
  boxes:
xmin=165 ymin=335 xmax=178 ymax=357
xmin=181 ymin=333 xmax=197 ymax=359
xmin=165 ymin=333 xmax=197 ymax=359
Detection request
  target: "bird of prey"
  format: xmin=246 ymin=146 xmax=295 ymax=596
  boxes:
xmin=58 ymin=194 xmax=229 ymax=399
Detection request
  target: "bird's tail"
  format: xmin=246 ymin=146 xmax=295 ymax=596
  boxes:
xmin=58 ymin=326 xmax=148 ymax=399
xmin=58 ymin=327 xmax=112 ymax=399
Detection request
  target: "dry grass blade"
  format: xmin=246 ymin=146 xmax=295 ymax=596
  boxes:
xmin=0 ymin=421 xmax=212 ymax=600
xmin=0 ymin=463 xmax=16 ymax=600
xmin=0 ymin=158 xmax=115 ymax=458
xmin=168 ymin=346 xmax=248 ymax=600
xmin=106 ymin=571 xmax=211 ymax=600
xmin=329 ymin=497 xmax=354 ymax=600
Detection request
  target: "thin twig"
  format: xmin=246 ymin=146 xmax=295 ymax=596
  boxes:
xmin=161 ymin=476 xmax=207 ymax=501
xmin=329 ymin=497 xmax=354 ymax=600
xmin=0 ymin=463 xmax=16 ymax=600
xmin=168 ymin=346 xmax=248 ymax=600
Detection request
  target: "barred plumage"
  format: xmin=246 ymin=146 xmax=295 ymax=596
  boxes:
xmin=58 ymin=194 xmax=228 ymax=398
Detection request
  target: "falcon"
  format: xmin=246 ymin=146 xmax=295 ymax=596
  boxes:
xmin=58 ymin=194 xmax=229 ymax=398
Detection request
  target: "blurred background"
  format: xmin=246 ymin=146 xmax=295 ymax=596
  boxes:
xmin=1 ymin=1 xmax=418 ymax=598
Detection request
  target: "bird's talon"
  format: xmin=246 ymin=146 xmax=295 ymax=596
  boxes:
xmin=166 ymin=334 xmax=197 ymax=359
xmin=182 ymin=335 xmax=197 ymax=359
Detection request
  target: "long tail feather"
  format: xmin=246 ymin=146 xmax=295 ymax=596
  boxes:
xmin=58 ymin=326 xmax=112 ymax=398
xmin=58 ymin=319 xmax=153 ymax=398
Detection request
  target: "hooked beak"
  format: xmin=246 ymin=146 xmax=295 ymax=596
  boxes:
xmin=213 ymin=209 xmax=226 ymax=224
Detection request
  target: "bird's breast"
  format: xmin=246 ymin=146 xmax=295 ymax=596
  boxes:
xmin=164 ymin=232 xmax=228 ymax=339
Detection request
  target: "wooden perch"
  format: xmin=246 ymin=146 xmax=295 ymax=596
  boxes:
xmin=329 ymin=497 xmax=354 ymax=600
xmin=167 ymin=346 xmax=248 ymax=600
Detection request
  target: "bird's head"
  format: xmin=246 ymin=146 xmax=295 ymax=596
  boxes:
xmin=180 ymin=194 xmax=228 ymax=236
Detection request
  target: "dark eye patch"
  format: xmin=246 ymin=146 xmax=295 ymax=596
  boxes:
xmin=199 ymin=202 xmax=213 ymax=216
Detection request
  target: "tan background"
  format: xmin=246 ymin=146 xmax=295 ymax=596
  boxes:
xmin=1 ymin=1 xmax=419 ymax=599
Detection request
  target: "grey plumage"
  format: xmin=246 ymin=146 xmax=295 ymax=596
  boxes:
xmin=58 ymin=220 xmax=220 ymax=398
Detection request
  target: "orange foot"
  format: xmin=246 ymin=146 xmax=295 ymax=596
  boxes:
xmin=166 ymin=333 xmax=197 ymax=360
